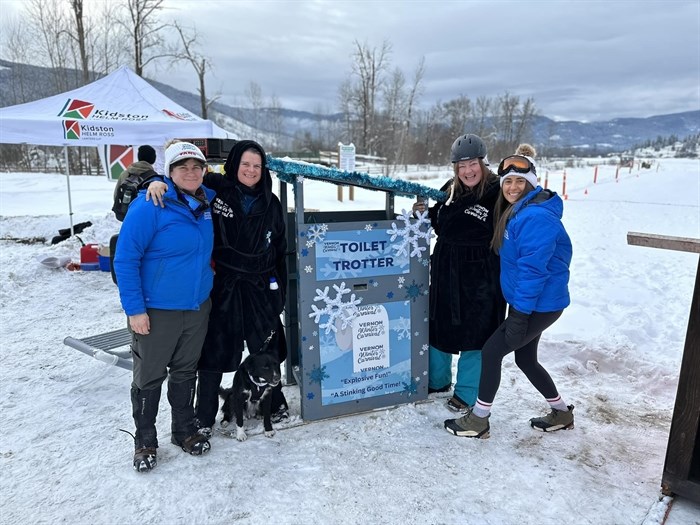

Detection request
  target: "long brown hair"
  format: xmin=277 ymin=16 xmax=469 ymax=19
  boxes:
xmin=447 ymin=159 xmax=497 ymax=203
xmin=490 ymin=181 xmax=536 ymax=253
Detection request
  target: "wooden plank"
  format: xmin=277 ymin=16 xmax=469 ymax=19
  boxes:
xmin=663 ymin=259 xmax=700 ymax=503
xmin=627 ymin=232 xmax=700 ymax=253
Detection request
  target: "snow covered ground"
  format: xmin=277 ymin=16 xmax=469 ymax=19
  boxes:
xmin=0 ymin=158 xmax=699 ymax=524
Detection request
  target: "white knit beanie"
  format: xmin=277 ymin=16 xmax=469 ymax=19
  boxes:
xmin=163 ymin=142 xmax=206 ymax=177
xmin=499 ymin=155 xmax=539 ymax=189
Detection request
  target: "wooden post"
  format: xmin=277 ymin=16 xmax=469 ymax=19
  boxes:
xmin=562 ymin=170 xmax=567 ymax=200
xmin=337 ymin=185 xmax=343 ymax=202
xmin=349 ymin=185 xmax=355 ymax=201
xmin=627 ymin=232 xmax=700 ymax=502
xmin=593 ymin=165 xmax=598 ymax=184
xmin=615 ymin=165 xmax=620 ymax=182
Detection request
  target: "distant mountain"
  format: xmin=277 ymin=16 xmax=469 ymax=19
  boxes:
xmin=1 ymin=59 xmax=697 ymax=153
xmin=531 ymin=111 xmax=700 ymax=153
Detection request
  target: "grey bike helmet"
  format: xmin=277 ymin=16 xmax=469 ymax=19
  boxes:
xmin=450 ymin=134 xmax=487 ymax=163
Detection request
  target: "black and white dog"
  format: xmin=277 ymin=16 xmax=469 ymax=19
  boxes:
xmin=219 ymin=333 xmax=281 ymax=441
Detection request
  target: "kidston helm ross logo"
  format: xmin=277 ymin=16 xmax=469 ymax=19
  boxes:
xmin=58 ymin=98 xmax=148 ymax=121
xmin=62 ymin=120 xmax=115 ymax=141
xmin=58 ymin=99 xmax=95 ymax=119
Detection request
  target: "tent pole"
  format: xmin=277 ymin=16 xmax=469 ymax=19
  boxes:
xmin=63 ymin=146 xmax=75 ymax=236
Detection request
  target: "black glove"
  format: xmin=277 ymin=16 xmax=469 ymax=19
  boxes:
xmin=504 ymin=308 xmax=530 ymax=350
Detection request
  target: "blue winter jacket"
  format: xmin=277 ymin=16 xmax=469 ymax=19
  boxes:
xmin=114 ymin=178 xmax=215 ymax=316
xmin=499 ymin=187 xmax=572 ymax=314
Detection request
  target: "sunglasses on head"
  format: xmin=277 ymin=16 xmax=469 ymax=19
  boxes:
xmin=497 ymin=155 xmax=536 ymax=177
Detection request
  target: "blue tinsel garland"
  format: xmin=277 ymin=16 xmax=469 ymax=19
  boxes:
xmin=267 ymin=156 xmax=447 ymax=202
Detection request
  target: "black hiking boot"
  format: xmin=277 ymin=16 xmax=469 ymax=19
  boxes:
xmin=130 ymin=386 xmax=161 ymax=472
xmin=168 ymin=379 xmax=211 ymax=456
xmin=133 ymin=447 xmax=157 ymax=472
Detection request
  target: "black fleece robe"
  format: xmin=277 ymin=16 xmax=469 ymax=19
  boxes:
xmin=428 ymin=176 xmax=506 ymax=354
xmin=198 ymin=140 xmax=288 ymax=372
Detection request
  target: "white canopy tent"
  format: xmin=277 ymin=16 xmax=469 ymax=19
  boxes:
xmin=0 ymin=65 xmax=236 ymax=233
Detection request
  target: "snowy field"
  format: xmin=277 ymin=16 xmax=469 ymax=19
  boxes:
xmin=0 ymin=158 xmax=699 ymax=525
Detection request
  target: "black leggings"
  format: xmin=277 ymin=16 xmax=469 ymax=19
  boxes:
xmin=478 ymin=310 xmax=563 ymax=404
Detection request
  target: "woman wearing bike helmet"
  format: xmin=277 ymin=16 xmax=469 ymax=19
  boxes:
xmin=414 ymin=134 xmax=506 ymax=413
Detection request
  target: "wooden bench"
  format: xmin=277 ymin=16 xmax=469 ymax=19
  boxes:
xmin=64 ymin=327 xmax=133 ymax=370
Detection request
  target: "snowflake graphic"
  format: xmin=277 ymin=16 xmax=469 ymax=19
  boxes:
xmin=393 ymin=317 xmax=411 ymax=340
xmin=306 ymin=240 xmax=315 ymax=248
xmin=308 ymin=345 xmax=314 ymax=351
xmin=304 ymin=265 xmax=313 ymax=273
xmin=386 ymin=209 xmax=433 ymax=260
xmin=297 ymin=175 xmax=305 ymax=184
xmin=364 ymin=224 xmax=373 ymax=231
xmin=312 ymin=330 xmax=318 ymax=337
xmin=421 ymin=258 xmax=429 ymax=267
xmin=306 ymin=224 xmax=328 ymax=246
xmin=308 ymin=282 xmax=363 ymax=334
xmin=301 ymin=248 xmax=309 ymax=257
xmin=319 ymin=331 xmax=336 ymax=348
xmin=387 ymin=291 xmax=394 ymax=299
xmin=372 ymin=281 xmax=379 ymax=287
xmin=422 ymin=343 xmax=429 ymax=351
xmin=308 ymin=365 xmax=329 ymax=385
xmin=265 ymin=230 xmax=272 ymax=246
xmin=306 ymin=392 xmax=315 ymax=400
xmin=397 ymin=276 xmax=405 ymax=288
xmin=404 ymin=280 xmax=424 ymax=303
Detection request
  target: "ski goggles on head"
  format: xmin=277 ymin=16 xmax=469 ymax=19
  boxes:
xmin=497 ymin=155 xmax=537 ymax=177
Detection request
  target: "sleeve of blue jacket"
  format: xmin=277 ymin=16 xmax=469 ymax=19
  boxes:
xmin=113 ymin=195 xmax=159 ymax=316
xmin=510 ymin=211 xmax=559 ymax=314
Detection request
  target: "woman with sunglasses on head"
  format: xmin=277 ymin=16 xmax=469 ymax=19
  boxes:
xmin=444 ymin=144 xmax=574 ymax=439
xmin=413 ymin=134 xmax=506 ymax=413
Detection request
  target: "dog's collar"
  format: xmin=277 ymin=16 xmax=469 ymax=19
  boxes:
xmin=248 ymin=373 xmax=269 ymax=388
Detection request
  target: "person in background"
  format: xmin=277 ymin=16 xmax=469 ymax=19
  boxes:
xmin=444 ymin=144 xmax=574 ymax=438
xmin=414 ymin=134 xmax=506 ymax=412
xmin=113 ymin=145 xmax=157 ymax=205
xmin=146 ymin=140 xmax=289 ymax=436
xmin=114 ymin=141 xmax=214 ymax=471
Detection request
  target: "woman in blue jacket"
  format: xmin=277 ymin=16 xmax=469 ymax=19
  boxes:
xmin=114 ymin=141 xmax=215 ymax=471
xmin=445 ymin=144 xmax=574 ymax=438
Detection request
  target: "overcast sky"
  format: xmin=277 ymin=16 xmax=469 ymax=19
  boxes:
xmin=2 ymin=0 xmax=699 ymax=122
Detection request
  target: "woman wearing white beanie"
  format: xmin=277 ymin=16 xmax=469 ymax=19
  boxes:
xmin=445 ymin=144 xmax=575 ymax=438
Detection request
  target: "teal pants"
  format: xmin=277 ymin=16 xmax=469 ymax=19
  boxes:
xmin=428 ymin=346 xmax=482 ymax=406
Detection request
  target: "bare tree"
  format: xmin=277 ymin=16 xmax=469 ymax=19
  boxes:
xmin=348 ymin=39 xmax=392 ymax=154
xmin=67 ymin=0 xmax=89 ymax=84
xmin=245 ymin=81 xmax=264 ymax=141
xmin=88 ymin=1 xmax=128 ymax=76
xmin=491 ymin=92 xmax=537 ymax=159
xmin=25 ymin=0 xmax=76 ymax=91
xmin=1 ymin=15 xmax=34 ymax=104
xmin=121 ymin=0 xmax=167 ymax=76
xmin=170 ymin=21 xmax=218 ymax=118
xmin=397 ymin=56 xmax=425 ymax=168
xmin=268 ymin=94 xmax=286 ymax=149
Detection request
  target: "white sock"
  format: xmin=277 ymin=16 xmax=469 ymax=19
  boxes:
xmin=547 ymin=395 xmax=569 ymax=412
xmin=472 ymin=399 xmax=492 ymax=418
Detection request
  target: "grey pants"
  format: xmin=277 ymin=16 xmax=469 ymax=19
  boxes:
xmin=131 ymin=299 xmax=212 ymax=390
